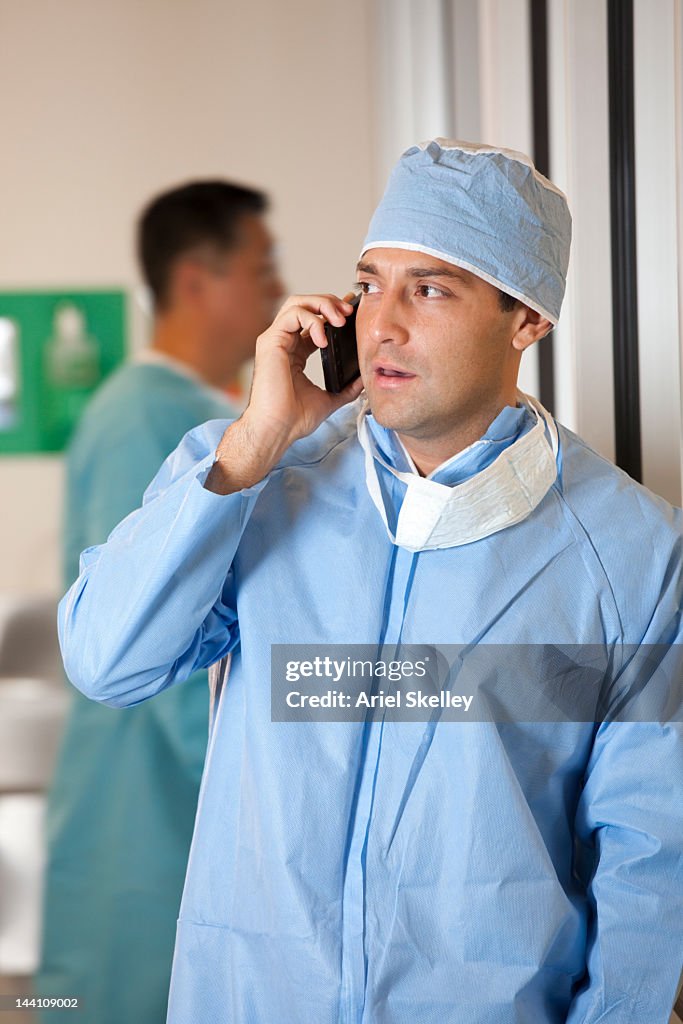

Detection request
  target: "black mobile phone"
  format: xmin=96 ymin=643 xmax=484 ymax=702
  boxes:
xmin=321 ymin=293 xmax=361 ymax=394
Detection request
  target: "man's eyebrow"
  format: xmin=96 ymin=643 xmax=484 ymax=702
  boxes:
xmin=405 ymin=265 xmax=471 ymax=283
xmin=355 ymin=260 xmax=471 ymax=283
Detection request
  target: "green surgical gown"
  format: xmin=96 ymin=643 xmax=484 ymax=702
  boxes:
xmin=37 ymin=360 xmax=236 ymax=1024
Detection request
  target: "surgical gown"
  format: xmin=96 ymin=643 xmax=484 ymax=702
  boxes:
xmin=38 ymin=359 xmax=237 ymax=1024
xmin=58 ymin=399 xmax=683 ymax=1023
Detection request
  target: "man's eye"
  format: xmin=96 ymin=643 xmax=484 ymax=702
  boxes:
xmin=417 ymin=284 xmax=445 ymax=298
xmin=358 ymin=281 xmax=379 ymax=294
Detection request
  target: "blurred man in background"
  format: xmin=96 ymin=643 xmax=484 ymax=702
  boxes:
xmin=37 ymin=181 xmax=283 ymax=1024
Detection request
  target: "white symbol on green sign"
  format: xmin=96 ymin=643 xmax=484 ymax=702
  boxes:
xmin=0 ymin=290 xmax=126 ymax=453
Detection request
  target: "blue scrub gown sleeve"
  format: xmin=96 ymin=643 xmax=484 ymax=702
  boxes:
xmin=566 ymin=720 xmax=683 ymax=1022
xmin=566 ymin=552 xmax=683 ymax=1023
xmin=58 ymin=420 xmax=267 ymax=708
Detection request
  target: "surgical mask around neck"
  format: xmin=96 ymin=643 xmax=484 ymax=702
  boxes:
xmin=357 ymin=393 xmax=559 ymax=552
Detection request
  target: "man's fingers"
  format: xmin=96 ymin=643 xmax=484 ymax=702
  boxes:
xmin=266 ymin=304 xmax=336 ymax=352
xmin=262 ymin=293 xmax=357 ymax=360
xmin=276 ymin=293 xmax=353 ymax=324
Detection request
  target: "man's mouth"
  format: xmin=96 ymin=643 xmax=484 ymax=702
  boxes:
xmin=374 ymin=363 xmax=416 ymax=378
xmin=371 ymin=364 xmax=417 ymax=390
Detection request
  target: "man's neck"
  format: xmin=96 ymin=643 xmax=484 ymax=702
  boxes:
xmin=396 ymin=396 xmax=518 ymax=477
xmin=151 ymin=315 xmax=233 ymax=390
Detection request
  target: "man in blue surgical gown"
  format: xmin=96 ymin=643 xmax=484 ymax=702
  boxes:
xmin=57 ymin=142 xmax=683 ymax=1023
xmin=38 ymin=181 xmax=282 ymax=1024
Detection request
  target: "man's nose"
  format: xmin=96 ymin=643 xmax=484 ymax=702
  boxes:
xmin=363 ymin=293 xmax=409 ymax=346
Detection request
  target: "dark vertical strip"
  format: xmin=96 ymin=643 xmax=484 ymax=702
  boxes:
xmin=607 ymin=0 xmax=642 ymax=480
xmin=439 ymin=0 xmax=456 ymax=135
xmin=529 ymin=0 xmax=555 ymax=412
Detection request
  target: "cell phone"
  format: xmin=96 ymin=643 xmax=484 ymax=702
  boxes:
xmin=321 ymin=293 xmax=361 ymax=393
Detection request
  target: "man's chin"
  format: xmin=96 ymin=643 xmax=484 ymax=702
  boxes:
xmin=367 ymin=399 xmax=418 ymax=435
xmin=366 ymin=395 xmax=396 ymax=427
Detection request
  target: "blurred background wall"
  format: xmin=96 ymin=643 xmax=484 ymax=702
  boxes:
xmin=0 ymin=0 xmax=377 ymax=595
xmin=372 ymin=0 xmax=683 ymax=506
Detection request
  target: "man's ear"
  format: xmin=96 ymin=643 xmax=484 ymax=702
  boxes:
xmin=171 ymin=258 xmax=209 ymax=309
xmin=511 ymin=307 xmax=554 ymax=352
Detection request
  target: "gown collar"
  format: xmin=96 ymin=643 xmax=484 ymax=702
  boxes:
xmin=357 ymin=393 xmax=559 ymax=551
xmin=365 ymin=402 xmax=532 ymax=483
xmin=134 ymin=348 xmax=236 ymax=407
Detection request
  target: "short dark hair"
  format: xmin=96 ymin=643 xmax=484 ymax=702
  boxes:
xmin=498 ymin=289 xmax=519 ymax=313
xmin=137 ymin=180 xmax=268 ymax=309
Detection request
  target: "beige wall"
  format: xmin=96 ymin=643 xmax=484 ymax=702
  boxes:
xmin=0 ymin=0 xmax=377 ymax=595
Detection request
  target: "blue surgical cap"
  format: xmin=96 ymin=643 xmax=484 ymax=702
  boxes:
xmin=362 ymin=139 xmax=572 ymax=324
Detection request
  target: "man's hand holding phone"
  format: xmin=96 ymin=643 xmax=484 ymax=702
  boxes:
xmin=205 ymin=293 xmax=364 ymax=495
xmin=321 ymin=293 xmax=361 ymax=393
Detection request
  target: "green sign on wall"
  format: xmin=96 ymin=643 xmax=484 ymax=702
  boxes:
xmin=0 ymin=290 xmax=126 ymax=453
